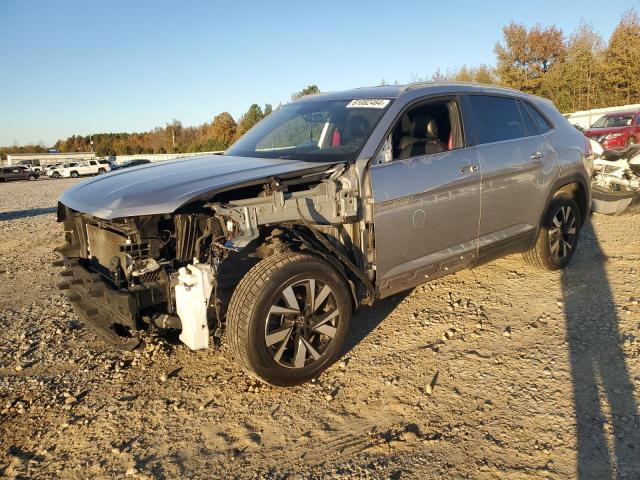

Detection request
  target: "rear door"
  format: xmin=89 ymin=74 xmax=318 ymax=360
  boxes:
xmin=460 ymin=94 xmax=554 ymax=255
xmin=78 ymin=162 xmax=91 ymax=174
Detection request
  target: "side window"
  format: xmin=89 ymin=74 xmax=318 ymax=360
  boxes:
xmin=377 ymin=98 xmax=461 ymax=162
xmin=523 ymin=101 xmax=552 ymax=134
xmin=89 ymin=160 xmax=97 ymax=166
xmin=517 ymin=100 xmax=539 ymax=137
xmin=465 ymin=95 xmax=525 ymax=144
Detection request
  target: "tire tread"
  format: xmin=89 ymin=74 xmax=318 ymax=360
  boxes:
xmin=226 ymin=252 xmax=319 ymax=380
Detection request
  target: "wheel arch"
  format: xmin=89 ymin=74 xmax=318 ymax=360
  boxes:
xmin=541 ymin=174 xmax=590 ymax=227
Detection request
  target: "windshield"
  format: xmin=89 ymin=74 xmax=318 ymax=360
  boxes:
xmin=591 ymin=114 xmax=634 ymax=128
xmin=226 ymin=98 xmax=391 ymax=162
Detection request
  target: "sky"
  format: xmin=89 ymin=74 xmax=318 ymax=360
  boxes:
xmin=0 ymin=0 xmax=635 ymax=146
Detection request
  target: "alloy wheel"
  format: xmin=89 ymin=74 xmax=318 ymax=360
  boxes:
xmin=264 ymin=278 xmax=341 ymax=369
xmin=549 ymin=205 xmax=577 ymax=260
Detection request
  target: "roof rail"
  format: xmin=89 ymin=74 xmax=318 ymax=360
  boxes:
xmin=401 ymin=81 xmax=521 ymax=93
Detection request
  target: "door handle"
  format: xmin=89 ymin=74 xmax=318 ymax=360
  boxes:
xmin=531 ymin=152 xmax=544 ymax=160
xmin=460 ymin=164 xmax=479 ymax=175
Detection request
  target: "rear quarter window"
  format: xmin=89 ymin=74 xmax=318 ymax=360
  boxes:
xmin=523 ymin=101 xmax=552 ymax=133
xmin=464 ymin=95 xmax=525 ymax=145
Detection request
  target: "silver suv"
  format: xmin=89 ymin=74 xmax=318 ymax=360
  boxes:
xmin=56 ymin=83 xmax=591 ymax=386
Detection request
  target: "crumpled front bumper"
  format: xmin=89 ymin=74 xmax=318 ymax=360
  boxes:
xmin=57 ymin=257 xmax=168 ymax=350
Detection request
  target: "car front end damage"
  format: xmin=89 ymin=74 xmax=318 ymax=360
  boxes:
xmin=55 ymin=163 xmax=374 ymax=350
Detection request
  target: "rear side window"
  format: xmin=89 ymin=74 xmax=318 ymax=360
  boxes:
xmin=517 ymin=100 xmax=539 ymax=136
xmin=465 ymin=95 xmax=525 ymax=144
xmin=522 ymin=101 xmax=552 ymax=133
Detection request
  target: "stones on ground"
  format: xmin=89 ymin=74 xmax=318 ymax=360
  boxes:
xmin=424 ymin=371 xmax=439 ymax=396
xmin=442 ymin=328 xmax=456 ymax=340
xmin=503 ymin=327 xmax=512 ymax=338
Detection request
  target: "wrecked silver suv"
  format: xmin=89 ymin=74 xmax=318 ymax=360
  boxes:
xmin=57 ymin=83 xmax=591 ymax=386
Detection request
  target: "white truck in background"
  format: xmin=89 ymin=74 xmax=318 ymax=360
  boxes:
xmin=57 ymin=159 xmax=111 ymax=178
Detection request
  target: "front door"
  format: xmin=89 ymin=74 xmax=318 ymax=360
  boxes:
xmin=369 ymin=97 xmax=481 ymax=297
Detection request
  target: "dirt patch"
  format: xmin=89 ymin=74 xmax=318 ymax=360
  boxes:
xmin=1 ymin=179 xmax=639 ymax=479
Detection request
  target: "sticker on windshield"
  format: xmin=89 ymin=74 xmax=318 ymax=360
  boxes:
xmin=346 ymin=99 xmax=390 ymax=109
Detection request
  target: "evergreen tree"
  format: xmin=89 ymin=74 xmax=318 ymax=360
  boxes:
xmin=602 ymin=8 xmax=640 ymax=105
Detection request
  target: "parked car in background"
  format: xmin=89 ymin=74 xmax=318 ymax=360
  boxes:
xmin=583 ymin=110 xmax=640 ymax=149
xmin=55 ymin=159 xmax=111 ymax=178
xmin=48 ymin=163 xmax=78 ymax=178
xmin=111 ymin=159 xmax=151 ymax=170
xmin=17 ymin=159 xmax=43 ymax=173
xmin=43 ymin=163 xmax=63 ymax=176
xmin=0 ymin=166 xmax=38 ymax=182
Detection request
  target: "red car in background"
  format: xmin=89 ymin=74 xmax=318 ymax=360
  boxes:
xmin=583 ymin=110 xmax=640 ymax=149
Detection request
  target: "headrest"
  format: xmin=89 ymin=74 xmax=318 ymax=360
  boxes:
xmin=426 ymin=119 xmax=439 ymax=139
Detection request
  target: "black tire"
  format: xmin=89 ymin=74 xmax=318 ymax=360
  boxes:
xmin=226 ymin=252 xmax=351 ymax=387
xmin=97 ymin=168 xmax=106 ymax=174
xmin=27 ymin=175 xmax=36 ymax=181
xmin=51 ymin=171 xmax=60 ymax=178
xmin=70 ymin=171 xmax=79 ymax=178
xmin=523 ymin=194 xmax=582 ymax=270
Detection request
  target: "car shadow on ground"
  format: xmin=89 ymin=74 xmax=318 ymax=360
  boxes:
xmin=342 ymin=291 xmax=409 ymax=356
xmin=562 ymin=219 xmax=640 ymax=479
xmin=0 ymin=207 xmax=56 ymax=222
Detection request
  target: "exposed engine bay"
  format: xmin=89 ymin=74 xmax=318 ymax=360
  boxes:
xmin=56 ymin=163 xmax=374 ymax=349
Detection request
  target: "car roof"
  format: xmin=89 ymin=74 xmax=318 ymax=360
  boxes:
xmin=602 ymin=110 xmax=639 ymax=117
xmin=294 ymin=81 xmax=549 ymax=104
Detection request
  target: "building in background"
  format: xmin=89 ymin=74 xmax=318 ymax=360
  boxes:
xmin=5 ymin=152 xmax=95 ymax=167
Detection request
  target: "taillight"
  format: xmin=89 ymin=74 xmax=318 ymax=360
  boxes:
xmin=583 ymin=136 xmax=594 ymax=176
xmin=584 ymin=135 xmax=592 ymax=157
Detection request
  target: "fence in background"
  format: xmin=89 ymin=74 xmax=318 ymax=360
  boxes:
xmin=112 ymin=151 xmax=224 ymax=164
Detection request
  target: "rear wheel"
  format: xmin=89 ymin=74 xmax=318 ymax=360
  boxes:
xmin=70 ymin=171 xmax=79 ymax=178
xmin=27 ymin=174 xmax=36 ymax=181
xmin=97 ymin=168 xmax=106 ymax=174
xmin=523 ymin=194 xmax=582 ymax=270
xmin=226 ymin=252 xmax=351 ymax=386
xmin=51 ymin=171 xmax=60 ymax=178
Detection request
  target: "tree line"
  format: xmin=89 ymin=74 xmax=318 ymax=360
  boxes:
xmin=432 ymin=8 xmax=639 ymax=113
xmin=2 ymin=10 xmax=638 ymax=159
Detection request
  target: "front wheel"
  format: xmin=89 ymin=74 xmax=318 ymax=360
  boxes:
xmin=97 ymin=168 xmax=106 ymax=174
xmin=523 ymin=194 xmax=582 ymax=270
xmin=27 ymin=175 xmax=36 ymax=181
xmin=226 ymin=252 xmax=351 ymax=387
xmin=51 ymin=171 xmax=60 ymax=178
xmin=70 ymin=171 xmax=79 ymax=178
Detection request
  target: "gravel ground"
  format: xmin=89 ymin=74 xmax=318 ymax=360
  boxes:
xmin=1 ymin=178 xmax=639 ymax=479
